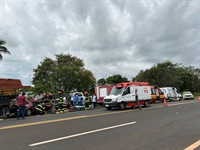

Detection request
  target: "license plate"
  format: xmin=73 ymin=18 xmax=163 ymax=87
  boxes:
xmin=105 ymin=105 xmax=109 ymax=107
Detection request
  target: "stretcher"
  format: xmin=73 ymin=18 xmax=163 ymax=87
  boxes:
xmin=74 ymin=105 xmax=85 ymax=110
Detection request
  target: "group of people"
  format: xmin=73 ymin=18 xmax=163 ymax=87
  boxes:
xmin=14 ymin=91 xmax=97 ymax=119
xmin=71 ymin=92 xmax=97 ymax=109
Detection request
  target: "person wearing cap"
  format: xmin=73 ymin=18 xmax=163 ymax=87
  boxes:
xmin=15 ymin=92 xmax=27 ymax=119
xmin=57 ymin=91 xmax=66 ymax=112
xmin=84 ymin=92 xmax=90 ymax=109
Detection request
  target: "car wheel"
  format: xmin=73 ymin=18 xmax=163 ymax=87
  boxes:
xmin=26 ymin=109 xmax=32 ymax=116
xmin=144 ymin=100 xmax=149 ymax=107
xmin=119 ymin=102 xmax=125 ymax=110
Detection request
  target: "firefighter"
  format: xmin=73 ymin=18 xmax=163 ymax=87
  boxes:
xmin=35 ymin=100 xmax=45 ymax=115
xmin=84 ymin=91 xmax=90 ymax=109
xmin=57 ymin=91 xmax=66 ymax=112
xmin=48 ymin=92 xmax=53 ymax=100
xmin=42 ymin=92 xmax=48 ymax=101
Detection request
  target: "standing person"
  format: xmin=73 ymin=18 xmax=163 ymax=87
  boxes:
xmin=78 ymin=94 xmax=83 ymax=106
xmin=92 ymin=94 xmax=97 ymax=108
xmin=15 ymin=92 xmax=27 ymax=119
xmin=66 ymin=93 xmax=72 ymax=109
xmin=84 ymin=92 xmax=90 ymax=109
xmin=57 ymin=91 xmax=66 ymax=112
xmin=72 ymin=93 xmax=78 ymax=106
xmin=135 ymin=88 xmax=142 ymax=110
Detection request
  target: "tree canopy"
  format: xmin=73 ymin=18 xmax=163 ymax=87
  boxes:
xmin=32 ymin=53 xmax=96 ymax=95
xmin=97 ymin=74 xmax=128 ymax=85
xmin=132 ymin=60 xmax=200 ymax=92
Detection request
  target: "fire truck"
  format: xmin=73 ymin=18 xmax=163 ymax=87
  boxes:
xmin=103 ymin=82 xmax=151 ymax=110
xmin=94 ymin=85 xmax=113 ymax=105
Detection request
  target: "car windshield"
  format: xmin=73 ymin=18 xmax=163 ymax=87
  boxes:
xmin=183 ymin=92 xmax=192 ymax=94
xmin=109 ymin=87 xmax=124 ymax=95
xmin=76 ymin=92 xmax=83 ymax=96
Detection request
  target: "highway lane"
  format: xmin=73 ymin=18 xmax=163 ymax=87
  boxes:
xmin=0 ymin=100 xmax=199 ymax=150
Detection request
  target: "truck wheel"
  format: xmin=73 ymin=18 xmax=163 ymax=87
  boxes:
xmin=106 ymin=107 xmax=111 ymax=110
xmin=26 ymin=109 xmax=32 ymax=116
xmin=144 ymin=100 xmax=149 ymax=107
xmin=119 ymin=102 xmax=125 ymax=110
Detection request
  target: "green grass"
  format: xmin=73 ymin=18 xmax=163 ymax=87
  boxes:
xmin=193 ymin=92 xmax=200 ymax=99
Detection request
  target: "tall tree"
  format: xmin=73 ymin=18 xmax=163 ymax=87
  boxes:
xmin=32 ymin=53 xmax=96 ymax=95
xmin=97 ymin=78 xmax=107 ymax=86
xmin=132 ymin=60 xmax=200 ymax=92
xmin=0 ymin=40 xmax=10 ymax=61
xmin=106 ymin=74 xmax=128 ymax=84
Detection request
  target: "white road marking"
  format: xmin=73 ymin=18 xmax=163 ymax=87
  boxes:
xmin=184 ymin=140 xmax=200 ymax=150
xmin=29 ymin=121 xmax=137 ymax=147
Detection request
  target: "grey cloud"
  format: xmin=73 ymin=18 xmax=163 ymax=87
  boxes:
xmin=1 ymin=1 xmax=199 ymax=84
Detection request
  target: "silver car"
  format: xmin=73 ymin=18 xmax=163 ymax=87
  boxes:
xmin=183 ymin=91 xmax=194 ymax=100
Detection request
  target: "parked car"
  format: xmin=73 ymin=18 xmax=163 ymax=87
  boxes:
xmin=7 ymin=99 xmax=36 ymax=117
xmin=183 ymin=91 xmax=194 ymax=100
xmin=70 ymin=92 xmax=85 ymax=101
xmin=160 ymin=87 xmax=182 ymax=101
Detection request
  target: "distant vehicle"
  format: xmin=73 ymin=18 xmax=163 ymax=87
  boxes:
xmin=70 ymin=92 xmax=85 ymax=101
xmin=103 ymin=82 xmax=151 ymax=110
xmin=94 ymin=85 xmax=113 ymax=105
xmin=183 ymin=91 xmax=194 ymax=100
xmin=150 ymin=86 xmax=165 ymax=103
xmin=160 ymin=87 xmax=182 ymax=101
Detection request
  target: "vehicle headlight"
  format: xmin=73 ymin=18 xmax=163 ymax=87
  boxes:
xmin=112 ymin=98 xmax=118 ymax=102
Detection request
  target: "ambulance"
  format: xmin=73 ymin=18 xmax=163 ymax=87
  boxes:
xmin=103 ymin=82 xmax=151 ymax=110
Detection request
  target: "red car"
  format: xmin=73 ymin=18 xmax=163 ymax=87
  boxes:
xmin=8 ymin=99 xmax=36 ymax=117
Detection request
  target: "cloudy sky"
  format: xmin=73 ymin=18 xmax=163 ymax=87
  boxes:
xmin=0 ymin=0 xmax=199 ymax=85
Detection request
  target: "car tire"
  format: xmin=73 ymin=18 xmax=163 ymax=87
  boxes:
xmin=144 ymin=100 xmax=149 ymax=107
xmin=26 ymin=109 xmax=32 ymax=116
xmin=119 ymin=102 xmax=126 ymax=110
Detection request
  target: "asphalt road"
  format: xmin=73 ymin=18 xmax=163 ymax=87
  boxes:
xmin=0 ymin=100 xmax=199 ymax=150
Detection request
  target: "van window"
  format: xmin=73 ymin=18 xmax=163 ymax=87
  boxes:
xmin=151 ymin=89 xmax=155 ymax=94
xmin=176 ymin=90 xmax=180 ymax=94
xmin=110 ymin=87 xmax=124 ymax=95
xmin=123 ymin=87 xmax=130 ymax=95
xmin=161 ymin=89 xmax=166 ymax=93
xmin=159 ymin=89 xmax=163 ymax=94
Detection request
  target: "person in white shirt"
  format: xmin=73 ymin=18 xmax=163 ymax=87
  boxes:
xmin=92 ymin=94 xmax=97 ymax=108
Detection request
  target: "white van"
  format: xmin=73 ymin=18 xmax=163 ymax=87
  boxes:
xmin=103 ymin=82 xmax=152 ymax=110
xmin=160 ymin=87 xmax=182 ymax=101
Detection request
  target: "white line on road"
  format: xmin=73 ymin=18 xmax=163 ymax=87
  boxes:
xmin=29 ymin=121 xmax=137 ymax=147
xmin=184 ymin=140 xmax=200 ymax=150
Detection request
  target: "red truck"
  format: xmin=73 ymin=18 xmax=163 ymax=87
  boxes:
xmin=94 ymin=85 xmax=113 ymax=105
xmin=0 ymin=78 xmax=32 ymax=117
